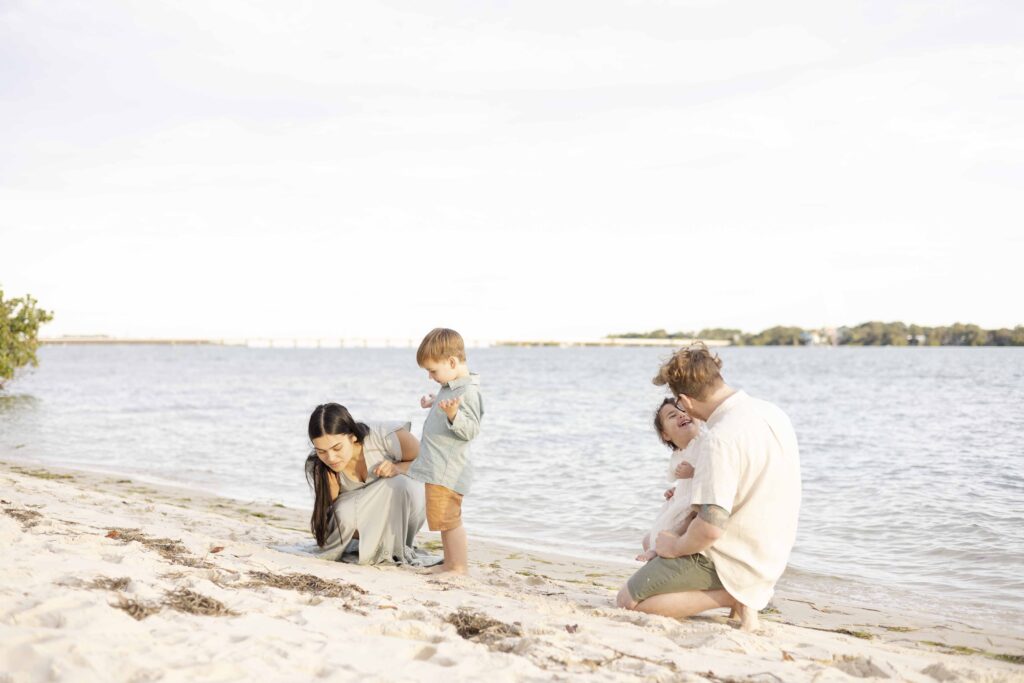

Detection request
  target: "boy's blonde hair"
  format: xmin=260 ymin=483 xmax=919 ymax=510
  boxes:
xmin=653 ymin=342 xmax=723 ymax=400
xmin=416 ymin=328 xmax=466 ymax=365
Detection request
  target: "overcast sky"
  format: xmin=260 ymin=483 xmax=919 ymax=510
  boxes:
xmin=1 ymin=0 xmax=1021 ymax=340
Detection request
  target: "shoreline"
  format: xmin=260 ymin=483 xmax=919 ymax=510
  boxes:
xmin=8 ymin=454 xmax=1017 ymax=634
xmin=2 ymin=458 xmax=1022 ymax=682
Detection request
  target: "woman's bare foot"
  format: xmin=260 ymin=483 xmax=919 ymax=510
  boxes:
xmin=728 ymin=606 xmax=739 ymax=620
xmin=427 ymin=563 xmax=467 ymax=576
xmin=635 ymin=549 xmax=657 ymax=562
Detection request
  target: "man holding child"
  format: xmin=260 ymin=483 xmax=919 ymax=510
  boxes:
xmin=617 ymin=343 xmax=801 ymax=632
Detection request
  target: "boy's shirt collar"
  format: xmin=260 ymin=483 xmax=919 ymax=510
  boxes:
xmin=444 ymin=373 xmax=480 ymax=390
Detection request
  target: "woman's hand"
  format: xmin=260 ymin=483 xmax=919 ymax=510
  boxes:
xmin=420 ymin=394 xmax=435 ymax=409
xmin=438 ymin=397 xmax=460 ymax=421
xmin=375 ymin=461 xmax=399 ymax=478
xmin=663 ymin=487 xmax=675 ymax=500
xmin=655 ymin=530 xmax=683 ymax=559
xmin=674 ymin=461 xmax=695 ymax=479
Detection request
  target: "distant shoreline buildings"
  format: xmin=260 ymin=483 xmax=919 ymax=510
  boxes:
xmin=37 ymin=335 xmax=724 ymax=349
xmin=608 ymin=321 xmax=1024 ymax=347
xmin=39 ymin=321 xmax=1024 ymax=349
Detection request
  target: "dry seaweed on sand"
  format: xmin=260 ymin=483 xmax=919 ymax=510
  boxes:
xmin=163 ymin=587 xmax=236 ymax=617
xmin=10 ymin=466 xmax=72 ymax=480
xmin=105 ymin=528 xmax=211 ymax=568
xmin=112 ymin=596 xmax=161 ymax=621
xmin=244 ymin=571 xmax=367 ymax=599
xmin=446 ymin=608 xmax=522 ymax=642
xmin=87 ymin=576 xmax=131 ymax=591
xmin=110 ymin=588 xmax=235 ymax=620
xmin=2 ymin=506 xmax=43 ymax=529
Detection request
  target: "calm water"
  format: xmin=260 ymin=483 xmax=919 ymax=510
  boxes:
xmin=2 ymin=345 xmax=1022 ymax=628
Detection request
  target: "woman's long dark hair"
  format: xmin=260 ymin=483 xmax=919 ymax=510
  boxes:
xmin=306 ymin=403 xmax=370 ymax=547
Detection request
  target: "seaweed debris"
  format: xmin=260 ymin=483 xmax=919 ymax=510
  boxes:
xmin=105 ymin=528 xmax=210 ymax=568
xmin=446 ymin=608 xmax=522 ymax=643
xmin=87 ymin=576 xmax=131 ymax=591
xmin=2 ymin=506 xmax=43 ymax=529
xmin=245 ymin=571 xmax=367 ymax=599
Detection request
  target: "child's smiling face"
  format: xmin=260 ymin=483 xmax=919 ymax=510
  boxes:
xmin=658 ymin=403 xmax=699 ymax=450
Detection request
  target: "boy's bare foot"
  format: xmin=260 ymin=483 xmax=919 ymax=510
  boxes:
xmin=635 ymin=550 xmax=657 ymax=562
xmin=427 ymin=563 xmax=468 ymax=576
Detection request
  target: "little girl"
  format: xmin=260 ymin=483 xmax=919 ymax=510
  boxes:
xmin=636 ymin=399 xmax=701 ymax=562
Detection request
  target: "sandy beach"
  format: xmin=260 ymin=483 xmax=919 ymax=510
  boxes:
xmin=1 ymin=459 xmax=1021 ymax=683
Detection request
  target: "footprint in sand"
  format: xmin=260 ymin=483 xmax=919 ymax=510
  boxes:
xmin=414 ymin=645 xmax=437 ymax=661
xmin=370 ymin=620 xmax=447 ymax=644
xmin=834 ymin=654 xmax=896 ymax=679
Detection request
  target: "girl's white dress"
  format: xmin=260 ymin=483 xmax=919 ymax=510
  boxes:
xmin=645 ymin=438 xmax=700 ymax=546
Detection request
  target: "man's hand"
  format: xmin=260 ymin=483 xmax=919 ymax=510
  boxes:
xmin=438 ymin=397 xmax=460 ymax=421
xmin=420 ymin=394 xmax=435 ymax=409
xmin=375 ymin=461 xmax=399 ymax=478
xmin=674 ymin=461 xmax=695 ymax=479
xmin=663 ymin=487 xmax=675 ymax=500
xmin=655 ymin=530 xmax=684 ymax=558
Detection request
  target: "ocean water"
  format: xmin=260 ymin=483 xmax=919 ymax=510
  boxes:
xmin=2 ymin=345 xmax=1022 ymax=628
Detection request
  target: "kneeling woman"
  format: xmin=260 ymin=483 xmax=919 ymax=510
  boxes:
xmin=306 ymin=403 xmax=427 ymax=565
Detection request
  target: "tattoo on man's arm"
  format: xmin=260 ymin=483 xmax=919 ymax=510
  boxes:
xmin=697 ymin=504 xmax=730 ymax=529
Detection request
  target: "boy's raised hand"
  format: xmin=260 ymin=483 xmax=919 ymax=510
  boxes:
xmin=438 ymin=397 xmax=460 ymax=421
xmin=420 ymin=393 xmax=435 ymax=409
xmin=674 ymin=461 xmax=695 ymax=479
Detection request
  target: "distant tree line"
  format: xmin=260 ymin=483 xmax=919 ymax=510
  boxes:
xmin=609 ymin=322 xmax=1024 ymax=346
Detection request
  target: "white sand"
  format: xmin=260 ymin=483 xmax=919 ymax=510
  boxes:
xmin=1 ymin=460 xmax=1021 ymax=683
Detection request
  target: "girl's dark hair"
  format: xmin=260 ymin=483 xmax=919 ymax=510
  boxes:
xmin=305 ymin=403 xmax=370 ymax=547
xmin=653 ymin=398 xmax=679 ymax=451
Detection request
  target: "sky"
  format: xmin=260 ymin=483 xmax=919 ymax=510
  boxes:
xmin=1 ymin=0 xmax=1022 ymax=340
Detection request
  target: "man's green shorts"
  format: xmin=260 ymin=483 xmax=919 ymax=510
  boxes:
xmin=627 ymin=553 xmax=723 ymax=603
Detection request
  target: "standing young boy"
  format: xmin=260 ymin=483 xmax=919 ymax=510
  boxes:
xmin=407 ymin=328 xmax=484 ymax=575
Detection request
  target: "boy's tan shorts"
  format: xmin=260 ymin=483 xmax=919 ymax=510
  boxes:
xmin=425 ymin=484 xmax=463 ymax=531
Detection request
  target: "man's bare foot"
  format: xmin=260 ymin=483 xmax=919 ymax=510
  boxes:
xmin=635 ymin=550 xmax=657 ymax=562
xmin=735 ymin=603 xmax=760 ymax=632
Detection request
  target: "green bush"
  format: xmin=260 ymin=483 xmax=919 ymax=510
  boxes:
xmin=0 ymin=288 xmax=53 ymax=389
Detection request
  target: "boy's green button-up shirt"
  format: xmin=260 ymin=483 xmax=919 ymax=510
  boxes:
xmin=407 ymin=373 xmax=483 ymax=496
